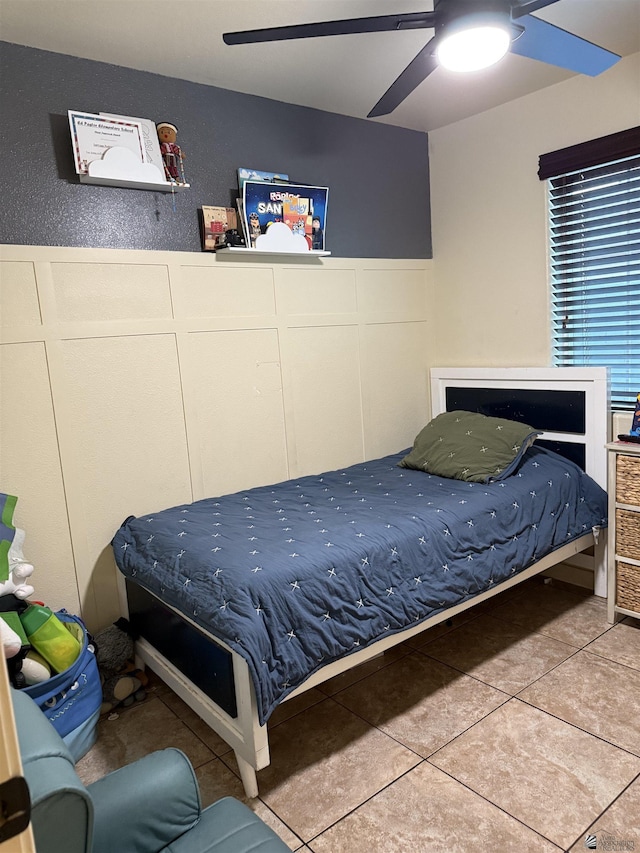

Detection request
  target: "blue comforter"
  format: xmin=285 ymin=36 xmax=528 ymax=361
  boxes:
xmin=112 ymin=447 xmax=607 ymax=724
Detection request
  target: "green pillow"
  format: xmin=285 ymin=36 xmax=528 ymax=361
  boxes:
xmin=399 ymin=410 xmax=541 ymax=483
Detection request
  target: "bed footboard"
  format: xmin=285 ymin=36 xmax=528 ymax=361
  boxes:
xmin=123 ymin=578 xmax=269 ymax=797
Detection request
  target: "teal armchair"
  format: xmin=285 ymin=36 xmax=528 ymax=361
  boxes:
xmin=11 ymin=689 xmax=289 ymax=853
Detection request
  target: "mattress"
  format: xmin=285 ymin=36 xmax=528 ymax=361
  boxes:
xmin=112 ymin=446 xmax=607 ymax=724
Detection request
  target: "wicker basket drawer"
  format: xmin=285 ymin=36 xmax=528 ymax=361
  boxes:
xmin=617 ymin=561 xmax=640 ymax=611
xmin=616 ymin=509 xmax=640 ymax=560
xmin=616 ymin=454 xmax=640 ymax=505
xmin=616 ymin=508 xmax=640 ymax=562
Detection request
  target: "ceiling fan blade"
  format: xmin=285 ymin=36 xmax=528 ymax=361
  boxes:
xmin=510 ymin=0 xmax=560 ymax=18
xmin=368 ymin=36 xmax=439 ymax=118
xmin=511 ymin=14 xmax=621 ymax=75
xmin=223 ymin=11 xmax=436 ymax=46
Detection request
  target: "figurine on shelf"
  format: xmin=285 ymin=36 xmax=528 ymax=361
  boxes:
xmin=312 ymin=216 xmax=324 ymax=251
xmin=248 ymin=212 xmax=262 ymax=248
xmin=631 ymin=392 xmax=640 ymax=436
xmin=156 ymin=122 xmax=187 ymax=184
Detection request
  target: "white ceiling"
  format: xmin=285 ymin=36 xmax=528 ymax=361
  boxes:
xmin=1 ymin=0 xmax=639 ymax=131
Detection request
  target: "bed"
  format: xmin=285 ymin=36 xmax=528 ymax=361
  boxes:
xmin=112 ymin=367 xmax=609 ymax=797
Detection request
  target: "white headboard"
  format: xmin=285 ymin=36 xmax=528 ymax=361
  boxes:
xmin=430 ymin=367 xmax=610 ymax=596
xmin=430 ymin=367 xmax=609 ymax=488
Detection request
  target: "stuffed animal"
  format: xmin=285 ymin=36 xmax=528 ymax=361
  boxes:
xmin=0 ymin=495 xmax=35 ymax=601
xmin=95 ymin=618 xmax=148 ymax=714
xmin=0 ymin=607 xmax=31 ymax=688
xmin=0 ymin=615 xmax=22 ymax=659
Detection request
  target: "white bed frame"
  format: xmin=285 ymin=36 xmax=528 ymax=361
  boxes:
xmin=117 ymin=366 xmax=609 ymax=798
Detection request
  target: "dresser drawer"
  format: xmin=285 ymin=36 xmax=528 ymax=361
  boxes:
xmin=617 ymin=560 xmax=640 ymax=611
xmin=616 ymin=508 xmax=640 ymax=562
xmin=616 ymin=454 xmax=640 ymax=505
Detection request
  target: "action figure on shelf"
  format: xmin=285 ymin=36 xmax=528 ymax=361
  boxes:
xmin=631 ymin=392 xmax=640 ymax=436
xmin=248 ymin=212 xmax=262 ymax=248
xmin=156 ymin=122 xmax=187 ymax=184
xmin=312 ymin=216 xmax=324 ymax=250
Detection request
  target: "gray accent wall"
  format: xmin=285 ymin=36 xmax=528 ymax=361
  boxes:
xmin=0 ymin=42 xmax=432 ymax=258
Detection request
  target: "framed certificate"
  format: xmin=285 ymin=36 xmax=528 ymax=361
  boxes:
xmin=68 ymin=110 xmax=145 ymax=174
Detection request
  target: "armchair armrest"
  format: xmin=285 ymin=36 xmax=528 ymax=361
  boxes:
xmin=88 ymin=748 xmax=201 ymax=853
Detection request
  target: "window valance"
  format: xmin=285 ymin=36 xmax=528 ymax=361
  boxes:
xmin=538 ymin=126 xmax=640 ymax=180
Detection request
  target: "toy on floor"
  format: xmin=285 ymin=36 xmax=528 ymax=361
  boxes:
xmin=95 ymin=618 xmax=148 ymax=714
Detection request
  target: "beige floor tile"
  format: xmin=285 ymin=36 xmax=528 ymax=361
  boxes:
xmin=420 ymin=612 xmax=578 ymax=693
xmin=315 ymin=644 xmax=409 ymax=695
xmin=224 ymin=697 xmax=420 ymax=841
xmin=195 ymin=760 xmax=304 ymax=851
xmin=568 ymin=777 xmax=640 ymax=852
xmin=158 ymin=676 xmax=325 ymax=749
xmin=585 ymin=618 xmax=640 ymax=671
xmin=334 ymin=651 xmax=508 ymax=757
xmin=395 ymin=579 xmax=541 ymax=655
xmin=489 ymin=584 xmax=610 ymax=646
xmin=400 ymin=609 xmax=480 ymax=649
xmin=158 ymin=689 xmax=233 ymax=755
xmin=275 ymin=686 xmax=335 ymax=717
xmin=519 ymin=650 xmax=640 ymax=755
xmin=310 ymin=761 xmax=562 ymax=853
xmin=430 ymin=699 xmax=640 ymax=850
xmin=76 ymin=696 xmax=215 ymax=784
xmin=473 ymin=578 xmax=541 ymax=612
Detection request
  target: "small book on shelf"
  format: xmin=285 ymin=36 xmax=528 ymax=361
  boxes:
xmin=237 ymin=167 xmax=289 ymax=192
xmin=201 ymin=206 xmax=237 ymax=251
xmin=282 ymin=195 xmax=313 ymax=249
xmin=236 ymin=198 xmax=249 ymax=245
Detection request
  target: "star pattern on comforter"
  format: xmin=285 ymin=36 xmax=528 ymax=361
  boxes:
xmin=113 ymin=447 xmax=607 ymax=724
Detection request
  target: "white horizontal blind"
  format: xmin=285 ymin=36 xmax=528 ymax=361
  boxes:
xmin=549 ymin=154 xmax=640 ymax=410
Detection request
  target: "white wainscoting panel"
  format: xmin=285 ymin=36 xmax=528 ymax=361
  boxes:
xmin=0 ymin=340 xmax=79 ymax=613
xmin=285 ymin=324 xmax=364 ymax=477
xmin=1 ymin=261 xmax=41 ymax=328
xmin=183 ymin=328 xmax=289 ymax=498
xmin=51 ymin=262 xmax=173 ymax=323
xmin=0 ymin=246 xmax=433 ymax=630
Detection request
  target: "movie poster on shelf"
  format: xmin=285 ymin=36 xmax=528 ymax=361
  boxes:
xmin=242 ymin=180 xmax=328 ymax=250
xmin=68 ymin=110 xmax=145 ymax=175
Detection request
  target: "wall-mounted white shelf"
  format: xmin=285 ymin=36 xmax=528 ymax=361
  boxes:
xmin=76 ymin=145 xmax=189 ymax=192
xmin=216 ymin=247 xmax=330 ymax=257
xmin=79 ymin=174 xmax=189 ymax=192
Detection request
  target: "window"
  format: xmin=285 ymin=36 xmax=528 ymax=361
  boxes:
xmin=539 ymin=128 xmax=640 ymax=411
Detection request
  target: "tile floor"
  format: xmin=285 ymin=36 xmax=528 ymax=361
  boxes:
xmin=76 ymin=579 xmax=640 ymax=852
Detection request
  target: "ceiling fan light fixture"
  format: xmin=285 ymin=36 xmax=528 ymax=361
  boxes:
xmin=436 ymin=12 xmax=511 ymax=73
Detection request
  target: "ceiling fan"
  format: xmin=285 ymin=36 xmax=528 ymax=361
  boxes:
xmin=223 ymin=0 xmax=621 ymax=118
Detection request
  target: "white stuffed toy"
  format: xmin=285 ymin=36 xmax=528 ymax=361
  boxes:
xmin=0 ymin=494 xmax=35 ymax=600
xmin=1 ymin=494 xmax=43 ymax=688
xmin=4 ymin=527 xmax=35 ymax=600
xmin=0 ymin=617 xmax=22 ymax=659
